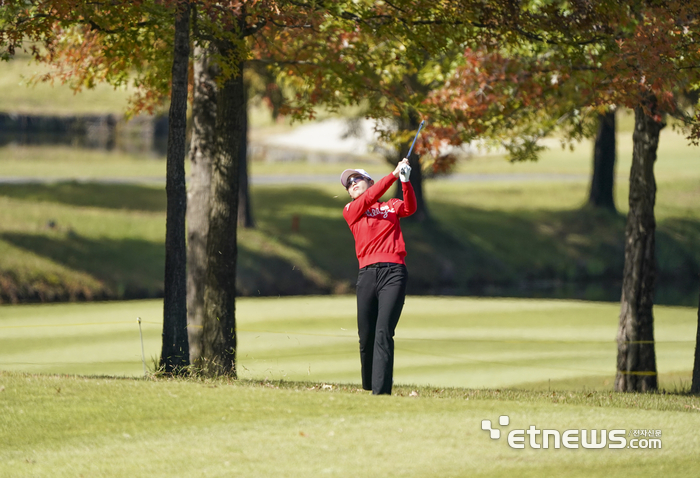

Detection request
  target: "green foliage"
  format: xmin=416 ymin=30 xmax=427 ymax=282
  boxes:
xmin=423 ymin=0 xmax=700 ymax=161
xmin=1 ymin=0 xmax=176 ymax=116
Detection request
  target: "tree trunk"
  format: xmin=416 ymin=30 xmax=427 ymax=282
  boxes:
xmin=614 ymin=95 xmax=663 ymax=393
xmin=691 ymin=275 xmax=700 ymax=393
xmin=238 ymin=82 xmax=255 ymax=228
xmin=588 ymin=110 xmax=617 ymax=211
xmin=199 ymin=39 xmax=244 ymax=376
xmin=395 ymin=112 xmax=429 ymax=222
xmin=160 ymin=2 xmax=190 ymax=374
xmin=187 ymin=43 xmax=218 ymax=365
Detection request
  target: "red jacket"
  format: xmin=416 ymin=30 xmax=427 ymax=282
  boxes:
xmin=343 ymin=173 xmax=417 ymax=268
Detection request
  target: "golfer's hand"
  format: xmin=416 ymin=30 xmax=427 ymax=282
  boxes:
xmin=399 ymin=162 xmax=411 ymax=182
xmin=393 ymin=158 xmax=410 ymax=179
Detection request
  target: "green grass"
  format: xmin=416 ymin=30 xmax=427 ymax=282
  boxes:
xmin=0 ymin=296 xmax=696 ymax=391
xmin=1 ymin=173 xmax=699 ymax=303
xmin=0 ymin=52 xmax=362 ymax=123
xmin=0 ymin=144 xmax=171 ymax=178
xmin=0 ymin=125 xmax=698 ymax=303
xmin=1 ymin=296 xmax=699 ymax=477
xmin=0 ymin=183 xmax=165 ymax=301
xmin=0 ymin=54 xmax=135 ymax=115
xmin=2 ymin=127 xmax=697 ymax=180
xmin=1 ymin=369 xmax=699 ymax=477
xmin=1 ymin=297 xmax=698 ymax=477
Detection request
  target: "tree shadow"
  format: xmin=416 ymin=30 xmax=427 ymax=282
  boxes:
xmin=251 ymin=186 xmax=699 ymax=305
xmin=2 ymin=183 xmax=697 ymax=305
xmin=252 ymin=186 xmax=358 ymax=286
xmin=1 ymin=231 xmax=164 ymax=299
xmin=237 ymin=244 xmax=333 ymax=296
xmin=0 ymin=182 xmax=166 ymax=211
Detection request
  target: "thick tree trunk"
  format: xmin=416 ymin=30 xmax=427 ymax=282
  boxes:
xmin=588 ymin=110 xmax=617 ymax=211
xmin=199 ymin=39 xmax=244 ymax=376
xmin=238 ymin=83 xmax=254 ymax=228
xmin=160 ymin=2 xmax=190 ymax=373
xmin=395 ymin=112 xmax=429 ymax=222
xmin=691 ymin=276 xmax=700 ymax=394
xmin=614 ymin=95 xmax=663 ymax=393
xmin=187 ymin=43 xmax=218 ymax=364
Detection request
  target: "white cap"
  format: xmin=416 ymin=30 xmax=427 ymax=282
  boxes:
xmin=340 ymin=169 xmax=372 ymax=188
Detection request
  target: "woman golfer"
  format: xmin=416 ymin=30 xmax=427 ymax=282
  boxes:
xmin=341 ymin=158 xmax=416 ymax=395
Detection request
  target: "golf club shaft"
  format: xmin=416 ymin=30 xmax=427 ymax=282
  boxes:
xmin=406 ymin=120 xmax=425 ymax=159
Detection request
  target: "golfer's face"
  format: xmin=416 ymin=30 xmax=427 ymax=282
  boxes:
xmin=347 ymin=176 xmax=371 ymax=199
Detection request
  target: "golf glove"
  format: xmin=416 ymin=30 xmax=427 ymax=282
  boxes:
xmin=399 ymin=164 xmax=411 ymax=182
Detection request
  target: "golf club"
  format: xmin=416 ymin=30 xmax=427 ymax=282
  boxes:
xmin=406 ymin=119 xmax=425 ymax=159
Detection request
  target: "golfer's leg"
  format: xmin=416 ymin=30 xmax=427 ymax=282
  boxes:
xmin=356 ymin=269 xmax=378 ymax=391
xmin=372 ymin=265 xmax=408 ymax=395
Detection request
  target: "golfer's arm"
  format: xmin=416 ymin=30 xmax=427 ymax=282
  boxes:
xmin=343 ymin=174 xmax=397 ymax=225
xmin=397 ymin=181 xmax=417 ymax=217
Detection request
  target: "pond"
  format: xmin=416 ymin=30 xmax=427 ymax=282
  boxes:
xmin=0 ymin=112 xmax=168 ymax=155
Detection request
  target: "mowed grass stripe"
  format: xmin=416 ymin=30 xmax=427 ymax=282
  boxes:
xmin=0 ymin=296 xmax=696 ymax=391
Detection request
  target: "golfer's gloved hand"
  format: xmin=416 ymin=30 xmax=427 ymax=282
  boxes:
xmin=399 ymin=164 xmax=411 ymax=182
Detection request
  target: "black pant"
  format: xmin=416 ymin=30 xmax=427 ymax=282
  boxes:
xmin=356 ymin=262 xmax=408 ymax=395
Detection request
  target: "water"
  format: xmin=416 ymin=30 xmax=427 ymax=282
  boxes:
xmin=0 ymin=112 xmax=168 ymax=155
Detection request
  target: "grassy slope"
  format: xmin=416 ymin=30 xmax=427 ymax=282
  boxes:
xmin=1 ymin=131 xmax=699 ymax=302
xmin=0 ymin=54 xmax=135 ymax=115
xmin=0 ymin=371 xmax=698 ymax=478
xmin=0 ymin=297 xmax=695 ymax=391
xmin=0 ymin=183 xmax=165 ymax=301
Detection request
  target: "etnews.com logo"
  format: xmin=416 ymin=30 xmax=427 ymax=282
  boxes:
xmin=482 ymin=415 xmax=662 ymax=450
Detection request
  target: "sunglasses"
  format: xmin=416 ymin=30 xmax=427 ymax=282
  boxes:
xmin=346 ymin=176 xmax=366 ymax=188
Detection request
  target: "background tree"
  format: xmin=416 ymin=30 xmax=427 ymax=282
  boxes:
xmin=160 ymin=0 xmax=191 ymax=373
xmin=692 ymin=277 xmax=700 ymax=394
xmin=588 ymin=110 xmax=617 ymax=212
xmin=427 ymin=1 xmax=700 ymax=392
xmin=186 ymin=43 xmax=217 ymax=365
xmin=257 ymin=1 xmax=475 ymax=222
xmin=1 ymin=0 xmax=192 ymax=372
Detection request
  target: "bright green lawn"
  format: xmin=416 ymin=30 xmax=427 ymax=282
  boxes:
xmin=0 ymin=297 xmax=695 ymax=391
xmin=1 ymin=371 xmax=698 ymax=478
xmin=0 ymin=183 xmax=165 ymax=300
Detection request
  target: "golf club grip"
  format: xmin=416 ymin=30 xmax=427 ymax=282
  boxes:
xmin=406 ymin=120 xmax=425 ymax=159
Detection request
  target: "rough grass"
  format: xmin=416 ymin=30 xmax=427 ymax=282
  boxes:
xmin=1 ymin=370 xmax=698 ymax=478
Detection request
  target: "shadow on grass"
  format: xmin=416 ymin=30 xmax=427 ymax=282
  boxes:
xmin=0 ymin=182 xmax=166 ymax=211
xmin=237 ymin=242 xmax=333 ymax=296
xmin=1 ymin=231 xmax=164 ymax=298
xmin=251 ymin=187 xmax=700 ymax=305
xmin=252 ymin=186 xmax=358 ymax=287
xmin=1 ymin=183 xmax=698 ymax=305
xmin=1 ymin=231 xmax=335 ymax=300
